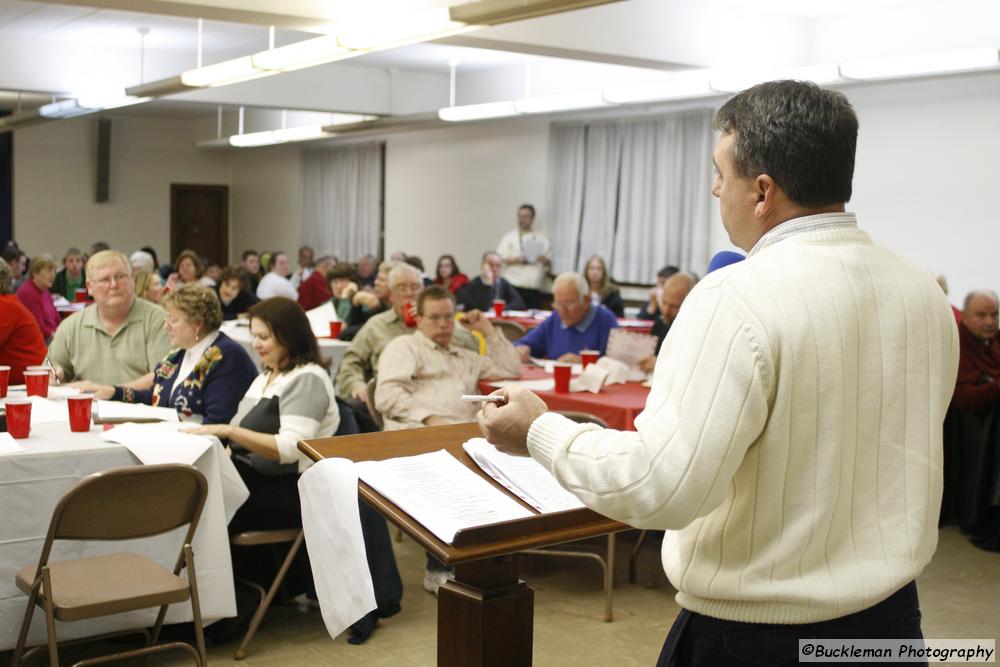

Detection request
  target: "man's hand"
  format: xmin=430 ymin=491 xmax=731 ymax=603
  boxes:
xmin=477 ymin=386 xmax=548 ymax=455
xmin=459 ymin=309 xmax=494 ymax=336
xmin=516 ymin=345 xmax=531 ymax=363
xmin=505 ymin=256 xmax=526 ymax=266
xmin=353 ymin=291 xmax=379 ymax=309
xmin=422 ymin=415 xmax=450 ymax=427
xmin=557 ymin=352 xmax=581 ymax=364
xmin=538 ymin=256 xmax=551 ymax=267
xmin=352 ymin=384 xmax=369 ymax=406
xmin=638 ymin=356 xmax=656 ymax=374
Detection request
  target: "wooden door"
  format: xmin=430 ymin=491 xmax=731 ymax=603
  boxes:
xmin=170 ymin=184 xmax=228 ymax=267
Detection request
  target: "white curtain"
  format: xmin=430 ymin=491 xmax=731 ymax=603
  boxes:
xmin=301 ymin=142 xmax=382 ymax=260
xmin=613 ymin=111 xmax=713 ymax=283
xmin=547 ymin=125 xmax=586 ymax=275
xmin=546 ymin=109 xmax=713 ymax=282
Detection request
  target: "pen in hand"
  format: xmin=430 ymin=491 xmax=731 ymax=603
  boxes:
xmin=461 ymin=395 xmax=508 ymax=406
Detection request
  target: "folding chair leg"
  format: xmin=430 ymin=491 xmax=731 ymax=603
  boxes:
xmin=184 ymin=544 xmax=208 ymax=667
xmin=42 ymin=568 xmax=60 ymax=667
xmin=603 ymin=532 xmax=616 ymax=622
xmin=628 ymin=530 xmax=648 ymax=583
xmin=10 ymin=581 xmax=40 ymax=667
xmin=233 ymin=531 xmax=305 ymax=661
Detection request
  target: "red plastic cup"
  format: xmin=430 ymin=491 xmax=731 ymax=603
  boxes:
xmin=24 ymin=371 xmax=50 ymax=398
xmin=67 ymin=394 xmax=94 ymax=433
xmin=75 ymin=288 xmax=88 ymax=303
xmin=0 ymin=365 xmax=9 ymax=399
xmin=580 ymin=349 xmax=600 ymax=369
xmin=492 ymin=299 xmax=506 ymax=317
xmin=5 ymin=399 xmax=32 ymax=438
xmin=329 ymin=321 xmax=343 ymax=339
xmin=552 ymin=363 xmax=572 ymax=393
xmin=402 ymin=302 xmax=418 ymax=328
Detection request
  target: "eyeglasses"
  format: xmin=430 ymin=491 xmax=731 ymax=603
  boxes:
xmin=91 ymin=272 xmax=132 ymax=288
xmin=393 ymin=282 xmax=423 ymax=294
xmin=422 ymin=313 xmax=455 ymax=323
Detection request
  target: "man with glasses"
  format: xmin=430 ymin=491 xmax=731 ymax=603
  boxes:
xmin=514 ymin=271 xmax=618 ymax=363
xmin=48 ymin=249 xmax=170 ymax=386
xmin=336 ymin=264 xmax=479 ymax=405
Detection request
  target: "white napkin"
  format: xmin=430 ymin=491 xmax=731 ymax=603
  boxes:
xmin=570 ymin=364 xmax=609 ymax=394
xmin=298 ymin=459 xmax=377 ymax=640
xmin=596 ymin=356 xmax=630 ymax=385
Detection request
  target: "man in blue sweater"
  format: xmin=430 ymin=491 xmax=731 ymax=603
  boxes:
xmin=515 ymin=271 xmax=618 ymax=363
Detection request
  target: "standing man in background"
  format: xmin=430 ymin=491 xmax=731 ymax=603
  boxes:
xmin=479 ymin=80 xmax=959 ymax=666
xmin=497 ymin=204 xmax=551 ymax=309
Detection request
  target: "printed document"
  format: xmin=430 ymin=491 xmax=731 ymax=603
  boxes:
xmin=463 ymin=438 xmax=584 ymax=513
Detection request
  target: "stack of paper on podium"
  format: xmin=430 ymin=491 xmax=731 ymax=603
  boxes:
xmin=355 ymin=449 xmax=533 ymax=543
xmin=463 ymin=438 xmax=585 ymax=513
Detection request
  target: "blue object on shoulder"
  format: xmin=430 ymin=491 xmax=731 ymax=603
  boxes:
xmin=707 ymin=251 xmax=746 ymax=274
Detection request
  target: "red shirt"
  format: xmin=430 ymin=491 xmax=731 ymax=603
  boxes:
xmin=434 ymin=273 xmax=469 ymax=294
xmin=952 ymin=322 xmax=1000 ymax=412
xmin=16 ymin=279 xmax=60 ymax=340
xmin=0 ymin=295 xmax=47 ymax=384
xmin=297 ymin=270 xmax=332 ymax=311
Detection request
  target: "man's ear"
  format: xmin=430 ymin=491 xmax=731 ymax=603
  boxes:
xmin=754 ymin=174 xmax=779 ymax=218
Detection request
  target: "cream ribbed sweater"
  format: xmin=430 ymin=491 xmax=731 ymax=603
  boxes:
xmin=527 ymin=224 xmax=959 ymax=624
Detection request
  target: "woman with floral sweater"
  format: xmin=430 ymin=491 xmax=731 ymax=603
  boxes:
xmin=77 ymin=285 xmax=257 ymax=424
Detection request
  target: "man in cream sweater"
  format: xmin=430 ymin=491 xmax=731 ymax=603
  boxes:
xmin=479 ymin=81 xmax=959 ymax=666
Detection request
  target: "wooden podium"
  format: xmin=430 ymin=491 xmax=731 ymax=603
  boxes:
xmin=299 ymin=422 xmax=625 ymax=667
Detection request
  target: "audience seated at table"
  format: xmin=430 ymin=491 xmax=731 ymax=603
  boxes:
xmin=256 ymin=251 xmax=298 ymax=300
xmin=638 ymin=272 xmax=697 ymax=373
xmin=75 ymin=285 xmax=257 ymax=425
xmin=583 ymin=255 xmax=625 ymax=318
xmin=133 ymin=269 xmax=164 ymax=304
xmin=340 ymin=261 xmax=393 ymax=342
xmin=514 ymin=272 xmax=618 ymax=364
xmin=48 ymin=249 xmax=170 ymax=387
xmin=457 ymin=251 xmax=525 ymax=313
xmin=637 ymin=265 xmax=680 ymax=321
xmin=326 ymin=262 xmax=359 ymax=322
xmin=336 ymin=264 xmax=478 ymax=405
xmin=376 ymin=286 xmax=522 ymax=431
xmin=169 ymin=249 xmax=216 ymax=289
xmin=216 ymin=266 xmax=259 ymax=320
xmin=16 ymin=254 xmax=60 ymax=343
xmin=0 ymin=257 xmax=47 ymax=384
xmin=433 ymin=254 xmax=468 ymax=293
xmin=50 ymin=247 xmax=85 ymax=301
xmin=297 ymin=254 xmax=335 ymax=310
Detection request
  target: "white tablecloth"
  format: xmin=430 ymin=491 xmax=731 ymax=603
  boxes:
xmin=0 ymin=419 xmax=249 ymax=650
xmin=220 ymin=321 xmax=350 ymax=376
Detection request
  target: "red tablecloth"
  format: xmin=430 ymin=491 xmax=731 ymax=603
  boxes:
xmin=480 ymin=365 xmax=649 ymax=431
xmin=492 ymin=314 xmax=653 ymax=337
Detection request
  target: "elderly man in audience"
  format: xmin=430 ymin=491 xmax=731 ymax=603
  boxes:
xmin=376 ymin=286 xmax=522 ymax=430
xmin=16 ymin=254 xmax=60 ymax=343
xmin=637 ymin=265 xmax=680 ymax=321
xmin=129 ymin=249 xmax=155 ymax=274
xmin=637 ymin=272 xmax=697 ymax=373
xmin=51 ymin=247 xmax=85 ymax=301
xmin=256 ymin=251 xmax=297 ymax=300
xmin=355 ymin=253 xmax=378 ymax=289
xmin=290 ymin=244 xmax=316 ymax=290
xmin=0 ymin=257 xmax=47 ymax=384
xmin=297 ymin=254 xmax=335 ymax=310
xmin=48 ymin=249 xmax=170 ymax=387
xmin=514 ymin=271 xmax=618 ymax=364
xmin=340 ymin=261 xmax=392 ymax=341
xmin=336 ymin=263 xmax=478 ymax=405
xmin=457 ymin=251 xmax=525 ymax=313
xmin=953 ymin=290 xmax=1000 ymax=412
xmin=497 ymin=203 xmax=551 ymax=309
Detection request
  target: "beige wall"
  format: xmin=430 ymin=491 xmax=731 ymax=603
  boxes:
xmin=228 ymin=143 xmax=302 ymax=264
xmin=13 ymin=114 xmax=230 ymax=262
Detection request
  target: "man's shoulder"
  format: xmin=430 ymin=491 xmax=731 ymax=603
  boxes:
xmin=129 ymin=298 xmax=166 ymax=325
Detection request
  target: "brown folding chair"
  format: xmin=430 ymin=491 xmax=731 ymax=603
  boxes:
xmin=229 ymin=529 xmax=305 ymax=660
xmin=519 ymin=411 xmax=619 ymax=622
xmin=492 ymin=319 xmax=526 ymax=343
xmin=11 ymin=464 xmax=209 ymax=667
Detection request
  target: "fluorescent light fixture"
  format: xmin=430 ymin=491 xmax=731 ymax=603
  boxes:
xmin=603 ymin=72 xmax=714 ymax=104
xmin=229 ymin=125 xmax=336 ymax=148
xmin=180 ymin=57 xmax=268 ymax=88
xmin=840 ymin=48 xmax=1000 ymax=80
xmin=229 ymin=131 xmax=278 ymax=148
xmin=439 ymin=101 xmax=520 ymax=122
xmin=251 ymin=35 xmax=355 ymax=73
xmin=77 ymin=93 xmax=150 ymax=110
xmin=449 ymin=0 xmax=624 ymax=25
xmin=336 ymin=7 xmax=474 ymax=51
xmin=514 ymin=92 xmax=608 ymax=114
xmin=38 ymin=100 xmax=91 ymax=119
xmin=328 ymin=113 xmax=378 ymax=125
xmin=710 ymin=65 xmax=842 ymax=92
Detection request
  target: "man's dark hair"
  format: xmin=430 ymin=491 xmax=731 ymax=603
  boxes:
xmin=714 ymin=80 xmax=858 ymax=207
xmin=241 ymin=249 xmax=258 ymax=261
xmin=518 ymin=203 xmax=536 ymax=218
xmin=417 ymin=285 xmax=456 ymax=316
xmin=326 ymin=262 xmax=357 ymax=282
xmin=219 ymin=266 xmax=251 ymax=291
xmin=248 ymin=297 xmax=321 ymax=372
xmin=404 ymin=255 xmax=425 ymax=272
xmin=656 ymin=265 xmax=680 ymax=280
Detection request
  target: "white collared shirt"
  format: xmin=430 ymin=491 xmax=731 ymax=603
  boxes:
xmin=171 ymin=331 xmax=220 ymax=401
xmin=749 ymin=212 xmax=858 ymax=256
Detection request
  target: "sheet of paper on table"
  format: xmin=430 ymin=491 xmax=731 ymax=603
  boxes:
xmin=463 ymin=438 xmax=585 ymax=513
xmin=96 ymin=400 xmax=179 ymax=423
xmin=605 ymin=328 xmax=657 ymax=380
xmin=570 ymin=364 xmax=609 ymax=393
xmin=100 ymin=422 xmax=212 ymax=465
xmin=486 ymin=378 xmax=556 ymax=392
xmin=24 ymin=396 xmax=71 ymax=424
xmin=355 ymin=449 xmax=534 ymax=544
xmin=0 ymin=432 xmax=26 ymax=455
xmin=306 ymin=301 xmax=339 ymax=337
